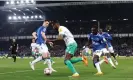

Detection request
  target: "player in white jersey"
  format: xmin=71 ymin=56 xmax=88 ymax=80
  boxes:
xmin=81 ymin=46 xmax=92 ymax=58
xmin=31 ymin=38 xmax=38 ymax=59
xmin=51 ymin=21 xmax=88 ymax=77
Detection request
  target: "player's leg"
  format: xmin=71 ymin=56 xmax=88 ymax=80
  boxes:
xmin=44 ymin=53 xmax=57 ymax=72
xmin=66 ymin=43 xmax=88 ymax=66
xmin=70 ymin=55 xmax=88 ymax=66
xmin=93 ymin=55 xmax=103 ymax=75
xmin=11 ymin=52 xmax=14 ymax=62
xmin=67 ymin=44 xmax=82 ymax=64
xmin=110 ymin=53 xmax=118 ymax=65
xmin=99 ymin=48 xmax=108 ymax=65
xmin=12 ymin=51 xmax=16 ymax=62
xmin=30 ymin=45 xmax=42 ymax=70
xmin=6 ymin=53 xmax=10 ymax=58
xmin=64 ymin=43 xmax=81 ymax=77
xmin=30 ymin=56 xmax=42 ymax=70
xmin=44 ymin=54 xmax=55 ymax=65
xmin=41 ymin=44 xmax=56 ymax=72
xmin=64 ymin=53 xmax=79 ymax=77
xmin=50 ymin=57 xmax=55 ymax=65
xmin=81 ymin=49 xmax=90 ymax=61
xmin=105 ymin=52 xmax=116 ymax=69
xmin=13 ymin=55 xmax=16 ymax=62
xmin=32 ymin=51 xmax=37 ymax=59
xmin=93 ymin=50 xmax=103 ymax=75
xmin=65 ymin=43 xmax=88 ymax=77
xmin=100 ymin=48 xmax=116 ymax=68
xmin=14 ymin=53 xmax=16 ymax=62
xmin=109 ymin=47 xmax=118 ymax=65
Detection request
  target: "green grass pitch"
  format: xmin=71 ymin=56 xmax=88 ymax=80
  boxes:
xmin=0 ymin=57 xmax=133 ymax=80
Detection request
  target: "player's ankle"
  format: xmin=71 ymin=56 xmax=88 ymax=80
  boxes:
xmin=73 ymin=72 xmax=78 ymax=74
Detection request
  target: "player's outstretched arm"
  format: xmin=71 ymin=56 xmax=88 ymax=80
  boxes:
xmin=16 ymin=44 xmax=19 ymax=52
xmin=47 ymin=34 xmax=63 ymax=42
xmin=41 ymin=32 xmax=53 ymax=47
xmin=85 ymin=39 xmax=92 ymax=48
xmin=9 ymin=46 xmax=12 ymax=50
xmin=103 ymin=37 xmax=109 ymax=50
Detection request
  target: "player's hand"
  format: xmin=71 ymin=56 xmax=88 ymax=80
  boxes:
xmin=16 ymin=50 xmax=18 ymax=52
xmin=49 ymin=42 xmax=53 ymax=47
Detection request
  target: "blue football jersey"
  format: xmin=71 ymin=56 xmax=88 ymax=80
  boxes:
xmin=36 ymin=26 xmax=47 ymax=45
xmin=101 ymin=32 xmax=112 ymax=47
xmin=88 ymin=33 xmax=107 ymax=51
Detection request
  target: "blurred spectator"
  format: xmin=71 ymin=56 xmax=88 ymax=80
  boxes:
xmin=0 ymin=38 xmax=133 ymax=57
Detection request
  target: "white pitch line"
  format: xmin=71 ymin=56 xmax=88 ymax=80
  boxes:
xmin=0 ymin=66 xmax=65 ymax=75
xmin=0 ymin=69 xmax=42 ymax=75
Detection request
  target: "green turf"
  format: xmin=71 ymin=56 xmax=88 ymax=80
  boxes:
xmin=0 ymin=57 xmax=133 ymax=80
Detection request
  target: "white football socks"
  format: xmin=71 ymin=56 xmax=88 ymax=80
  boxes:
xmin=95 ymin=62 xmax=102 ymax=73
xmin=46 ymin=59 xmax=52 ymax=69
xmin=31 ymin=56 xmax=42 ymax=65
xmin=99 ymin=59 xmax=105 ymax=65
xmin=107 ymin=58 xmax=115 ymax=67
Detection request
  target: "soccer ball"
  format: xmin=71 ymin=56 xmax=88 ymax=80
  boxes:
xmin=44 ymin=68 xmax=52 ymax=75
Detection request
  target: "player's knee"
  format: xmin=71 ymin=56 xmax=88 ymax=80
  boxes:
xmin=65 ymin=54 xmax=72 ymax=60
xmin=93 ymin=55 xmax=99 ymax=63
xmin=93 ymin=61 xmax=96 ymax=68
xmin=64 ymin=60 xmax=70 ymax=65
xmin=106 ymin=53 xmax=111 ymax=58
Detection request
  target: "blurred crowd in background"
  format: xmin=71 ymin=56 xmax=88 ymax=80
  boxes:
xmin=1 ymin=4 xmax=133 ymax=57
xmin=0 ymin=38 xmax=133 ymax=58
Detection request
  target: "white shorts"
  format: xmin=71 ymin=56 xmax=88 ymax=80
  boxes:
xmin=36 ymin=44 xmax=49 ymax=54
xmin=108 ymin=46 xmax=114 ymax=53
xmin=31 ymin=46 xmax=38 ymax=52
xmin=32 ymin=48 xmax=37 ymax=53
xmin=101 ymin=48 xmax=109 ymax=54
xmin=93 ymin=50 xmax=103 ymax=57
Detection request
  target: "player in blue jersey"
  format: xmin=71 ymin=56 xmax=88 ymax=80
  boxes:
xmin=99 ymin=29 xmax=118 ymax=65
xmin=86 ymin=25 xmax=109 ymax=75
xmin=98 ymin=29 xmax=116 ymax=69
xmin=29 ymin=20 xmax=56 ymax=72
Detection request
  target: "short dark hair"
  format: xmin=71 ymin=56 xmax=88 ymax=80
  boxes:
xmin=51 ymin=20 xmax=60 ymax=24
xmin=44 ymin=19 xmax=49 ymax=22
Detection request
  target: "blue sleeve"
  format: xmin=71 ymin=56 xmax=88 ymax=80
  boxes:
xmin=106 ymin=33 xmax=112 ymax=40
xmin=100 ymin=35 xmax=107 ymax=43
xmin=42 ymin=27 xmax=46 ymax=33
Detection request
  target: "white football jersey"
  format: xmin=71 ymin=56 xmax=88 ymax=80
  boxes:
xmin=85 ymin=47 xmax=89 ymax=53
xmin=31 ymin=43 xmax=37 ymax=51
xmin=58 ymin=26 xmax=75 ymax=45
